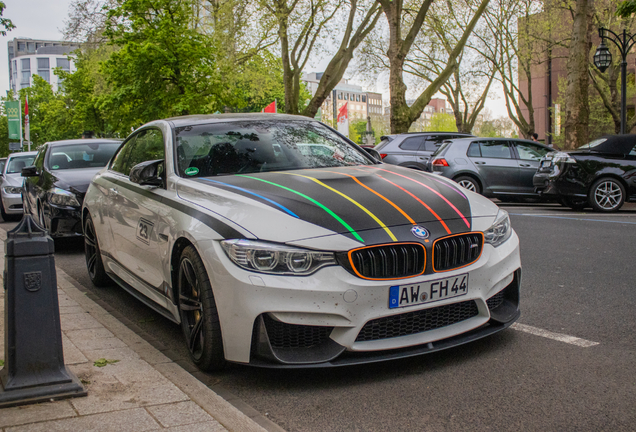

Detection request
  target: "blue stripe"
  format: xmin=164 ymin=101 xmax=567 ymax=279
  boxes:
xmin=198 ymin=178 xmax=300 ymax=219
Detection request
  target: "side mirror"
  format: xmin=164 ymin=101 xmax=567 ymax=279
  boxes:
xmin=129 ymin=159 xmax=164 ymax=187
xmin=363 ymin=147 xmax=383 ymax=162
xmin=21 ymin=166 xmax=39 ymax=177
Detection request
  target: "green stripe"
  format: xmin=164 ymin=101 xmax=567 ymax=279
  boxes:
xmin=237 ymin=175 xmax=364 ymax=243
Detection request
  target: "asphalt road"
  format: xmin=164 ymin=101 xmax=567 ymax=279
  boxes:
xmin=2 ymin=201 xmax=635 ymax=431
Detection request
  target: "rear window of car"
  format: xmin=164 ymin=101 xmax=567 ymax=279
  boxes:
xmin=432 ymin=141 xmax=451 ymax=157
xmin=467 ymin=142 xmax=481 ymax=157
xmin=174 ymin=120 xmax=373 ymax=177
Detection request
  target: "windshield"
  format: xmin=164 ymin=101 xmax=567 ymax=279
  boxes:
xmin=47 ymin=142 xmax=120 ymax=170
xmin=577 ymin=138 xmax=607 ymax=150
xmin=174 ymin=121 xmax=373 ymax=177
xmin=6 ymin=155 xmax=36 ymax=174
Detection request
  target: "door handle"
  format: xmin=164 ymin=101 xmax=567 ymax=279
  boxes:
xmin=418 ymin=157 xmax=429 ymax=160
xmin=519 ymin=164 xmax=531 ymax=167
xmin=475 ymin=161 xmax=486 ymax=165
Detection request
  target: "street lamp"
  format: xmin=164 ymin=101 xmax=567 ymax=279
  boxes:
xmin=594 ymin=28 xmax=636 ymax=134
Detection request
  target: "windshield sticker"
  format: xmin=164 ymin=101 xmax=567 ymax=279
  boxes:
xmin=52 ymin=165 xmax=59 ymax=169
xmin=185 ymin=167 xmax=199 ymax=176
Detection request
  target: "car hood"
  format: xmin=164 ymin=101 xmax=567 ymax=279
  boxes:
xmin=49 ymin=168 xmax=103 ymax=194
xmin=177 ymin=165 xmax=500 ymax=246
xmin=2 ymin=173 xmax=25 ymax=187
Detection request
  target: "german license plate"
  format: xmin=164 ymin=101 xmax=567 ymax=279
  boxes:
xmin=389 ymin=274 xmax=468 ymax=309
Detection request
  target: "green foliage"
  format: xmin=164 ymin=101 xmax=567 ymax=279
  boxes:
xmin=617 ymin=0 xmax=636 ymax=17
xmin=0 ymin=115 xmax=10 ymax=157
xmin=349 ymin=120 xmax=371 ymax=145
xmin=0 ymin=1 xmax=15 ymax=36
xmin=424 ymin=113 xmax=458 ymax=132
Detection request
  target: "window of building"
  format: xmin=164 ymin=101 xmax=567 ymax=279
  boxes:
xmin=17 ymin=42 xmax=25 ymax=51
xmin=338 ymin=92 xmax=343 ymax=100
xmin=362 ymin=95 xmax=366 ymax=103
xmin=345 ymin=93 xmax=349 ymax=100
xmin=37 ymin=58 xmax=50 ymax=83
xmin=356 ymin=94 xmax=360 ymax=102
xmin=21 ymin=58 xmax=30 ymax=70
xmin=57 ymin=58 xmax=70 ymax=71
xmin=27 ymin=42 xmax=35 ymax=53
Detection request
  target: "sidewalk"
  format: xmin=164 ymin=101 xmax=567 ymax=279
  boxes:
xmin=0 ymin=231 xmax=273 ymax=432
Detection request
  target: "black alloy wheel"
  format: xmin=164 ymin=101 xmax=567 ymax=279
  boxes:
xmin=454 ymin=176 xmax=481 ymax=194
xmin=84 ymin=213 xmax=111 ymax=287
xmin=589 ymin=178 xmax=625 ymax=212
xmin=178 ymin=245 xmax=226 ymax=371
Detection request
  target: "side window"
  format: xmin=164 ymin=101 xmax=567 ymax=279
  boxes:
xmin=516 ymin=142 xmax=550 ymax=161
xmin=479 ymin=141 xmax=512 ymax=159
xmin=424 ymin=136 xmax=448 ymax=152
xmin=399 ymin=137 xmax=425 ymax=151
xmin=467 ymin=142 xmax=481 ymax=157
xmin=34 ymin=145 xmax=47 ymax=169
xmin=110 ymin=135 xmax=137 ymax=175
xmin=126 ymin=129 xmax=165 ymax=172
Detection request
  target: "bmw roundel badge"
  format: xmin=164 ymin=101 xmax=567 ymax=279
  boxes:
xmin=411 ymin=225 xmax=430 ymax=239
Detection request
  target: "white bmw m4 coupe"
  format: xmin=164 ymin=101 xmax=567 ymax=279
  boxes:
xmin=82 ymin=114 xmax=521 ymax=370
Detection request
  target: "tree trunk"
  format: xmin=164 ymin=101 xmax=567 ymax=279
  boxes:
xmin=563 ymin=0 xmax=592 ymax=149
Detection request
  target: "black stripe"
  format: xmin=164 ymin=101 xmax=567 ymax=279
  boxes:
xmin=108 ymin=177 xmax=248 ymax=239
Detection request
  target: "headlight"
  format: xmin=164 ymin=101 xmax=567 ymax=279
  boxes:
xmin=3 ymin=186 xmax=23 ymax=195
xmin=48 ymin=188 xmax=80 ymax=207
xmin=484 ymin=209 xmax=512 ymax=247
xmin=221 ymin=239 xmax=337 ymax=275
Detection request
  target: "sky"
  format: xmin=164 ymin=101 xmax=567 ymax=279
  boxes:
xmin=2 ymin=0 xmax=506 ymax=118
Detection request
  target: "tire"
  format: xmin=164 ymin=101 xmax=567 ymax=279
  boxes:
xmin=178 ymin=245 xmax=226 ymax=371
xmin=588 ymin=178 xmax=625 ymax=212
xmin=0 ymin=196 xmax=10 ymax=221
xmin=558 ymin=196 xmax=587 ymax=211
xmin=454 ymin=176 xmax=481 ymax=194
xmin=84 ymin=213 xmax=111 ymax=287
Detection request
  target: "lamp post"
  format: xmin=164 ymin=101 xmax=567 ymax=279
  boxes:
xmin=594 ymin=28 xmax=636 ymax=134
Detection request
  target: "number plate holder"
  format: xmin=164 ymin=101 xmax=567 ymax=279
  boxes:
xmin=389 ymin=274 xmax=469 ymax=309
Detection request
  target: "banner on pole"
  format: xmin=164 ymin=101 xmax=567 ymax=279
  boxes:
xmin=5 ymin=101 xmax=21 ymax=140
xmin=337 ymin=102 xmax=349 ymax=137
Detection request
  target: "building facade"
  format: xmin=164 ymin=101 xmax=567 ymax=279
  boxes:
xmin=8 ymin=38 xmax=79 ymax=93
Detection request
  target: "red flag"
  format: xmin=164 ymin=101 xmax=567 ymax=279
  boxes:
xmin=24 ymin=95 xmax=29 ymax=125
xmin=337 ymin=102 xmax=348 ymax=123
xmin=261 ymin=100 xmax=276 ymax=113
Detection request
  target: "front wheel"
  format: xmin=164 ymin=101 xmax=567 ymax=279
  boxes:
xmin=454 ymin=176 xmax=481 ymax=194
xmin=84 ymin=213 xmax=111 ymax=287
xmin=589 ymin=178 xmax=625 ymax=212
xmin=178 ymin=245 xmax=226 ymax=371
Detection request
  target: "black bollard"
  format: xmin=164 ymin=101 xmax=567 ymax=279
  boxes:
xmin=0 ymin=215 xmax=86 ymax=407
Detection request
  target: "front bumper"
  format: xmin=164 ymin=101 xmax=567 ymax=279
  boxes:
xmin=200 ymin=231 xmax=522 ymax=367
xmin=45 ymin=203 xmax=83 ymax=237
xmin=1 ymin=192 xmax=24 ymax=215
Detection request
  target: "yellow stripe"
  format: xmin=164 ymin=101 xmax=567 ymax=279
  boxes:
xmin=283 ymin=172 xmax=398 ymax=242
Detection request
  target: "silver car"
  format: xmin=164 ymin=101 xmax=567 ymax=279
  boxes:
xmin=0 ymin=151 xmax=38 ymax=220
xmin=427 ymin=138 xmax=553 ymax=199
xmin=375 ymin=132 xmax=473 ymax=171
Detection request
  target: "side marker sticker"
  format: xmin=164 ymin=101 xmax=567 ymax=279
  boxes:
xmin=137 ymin=218 xmax=154 ymax=245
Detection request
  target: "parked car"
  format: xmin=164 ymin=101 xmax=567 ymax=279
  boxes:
xmin=82 ymin=113 xmax=521 ymax=370
xmin=22 ymin=139 xmax=121 ymax=236
xmin=427 ymin=137 xmax=553 ymax=200
xmin=0 ymin=151 xmax=37 ymax=221
xmin=375 ymin=132 xmax=474 ymax=171
xmin=533 ymin=135 xmax=636 ymax=212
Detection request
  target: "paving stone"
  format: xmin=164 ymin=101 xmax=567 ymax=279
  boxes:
xmin=81 ymin=347 xmax=141 ymax=363
xmin=59 ymin=305 xmax=86 ymax=315
xmin=0 ymin=401 xmax=77 ymax=428
xmin=65 ymin=327 xmax=115 ymax=343
xmin=57 ymin=292 xmax=79 ymax=308
xmin=162 ymin=421 xmax=228 ymax=432
xmin=136 ymin=348 xmax=172 ymax=366
xmin=146 ymin=401 xmax=214 ymax=427
xmin=62 ymin=334 xmax=89 ymax=365
xmin=78 ymin=337 xmax=128 ymax=351
xmin=6 ymin=407 xmax=160 ymax=432
xmin=60 ymin=312 xmax=105 ymax=331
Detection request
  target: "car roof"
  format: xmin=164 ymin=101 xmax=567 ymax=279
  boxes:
xmin=578 ymin=134 xmax=636 ymax=155
xmin=6 ymin=151 xmax=38 ymax=159
xmin=163 ymin=113 xmax=312 ymax=128
xmin=44 ymin=138 xmax=122 ymax=147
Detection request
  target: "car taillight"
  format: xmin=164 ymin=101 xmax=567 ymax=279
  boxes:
xmin=432 ymin=158 xmax=449 ymax=167
xmin=380 ymin=154 xmax=387 ymax=159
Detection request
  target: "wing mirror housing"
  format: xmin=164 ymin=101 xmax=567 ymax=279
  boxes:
xmin=363 ymin=147 xmax=383 ymax=162
xmin=129 ymin=160 xmax=164 ymax=187
xmin=21 ymin=166 xmax=39 ymax=177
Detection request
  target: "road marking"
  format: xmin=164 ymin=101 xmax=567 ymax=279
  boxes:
xmin=509 ymin=213 xmax=636 ymax=225
xmin=511 ymin=323 xmax=599 ymax=347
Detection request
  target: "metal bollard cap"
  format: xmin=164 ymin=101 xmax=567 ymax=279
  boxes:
xmin=5 ymin=215 xmax=55 ymax=258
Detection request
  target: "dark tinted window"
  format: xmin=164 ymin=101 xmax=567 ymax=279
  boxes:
xmin=515 ymin=142 xmax=550 ymax=161
xmin=47 ymin=142 xmax=120 ymax=170
xmin=399 ymin=137 xmax=424 ymax=151
xmin=424 ymin=136 xmax=453 ymax=152
xmin=467 ymin=142 xmax=481 ymax=157
xmin=174 ymin=121 xmax=371 ymax=177
xmin=110 ymin=136 xmax=136 ymax=175
xmin=479 ymin=141 xmax=512 ymax=159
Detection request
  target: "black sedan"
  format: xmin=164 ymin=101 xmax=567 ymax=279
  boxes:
xmin=22 ymin=139 xmax=121 ymax=236
xmin=533 ymin=135 xmax=636 ymax=212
